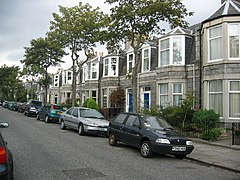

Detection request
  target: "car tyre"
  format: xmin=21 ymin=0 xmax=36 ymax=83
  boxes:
xmin=140 ymin=141 xmax=153 ymax=158
xmin=78 ymin=124 xmax=84 ymax=135
xmin=175 ymin=154 xmax=186 ymax=159
xmin=27 ymin=110 xmax=30 ymax=117
xmin=45 ymin=115 xmax=49 ymax=123
xmin=109 ymin=133 xmax=117 ymax=146
xmin=60 ymin=120 xmax=66 ymax=130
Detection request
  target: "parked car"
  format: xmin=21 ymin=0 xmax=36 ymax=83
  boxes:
xmin=7 ymin=101 xmax=17 ymax=111
xmin=2 ymin=101 xmax=9 ymax=108
xmin=107 ymin=112 xmax=194 ymax=159
xmin=0 ymin=122 xmax=14 ymax=180
xmin=24 ymin=100 xmax=42 ymax=117
xmin=37 ymin=104 xmax=66 ymax=123
xmin=59 ymin=107 xmax=109 ymax=136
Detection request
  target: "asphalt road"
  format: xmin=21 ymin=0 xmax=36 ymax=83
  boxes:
xmin=0 ymin=107 xmax=239 ymax=180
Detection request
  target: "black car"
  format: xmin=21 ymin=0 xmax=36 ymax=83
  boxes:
xmin=107 ymin=112 xmax=194 ymax=158
xmin=24 ymin=100 xmax=42 ymax=117
xmin=0 ymin=122 xmax=13 ymax=180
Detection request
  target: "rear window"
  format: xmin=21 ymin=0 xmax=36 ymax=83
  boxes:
xmin=113 ymin=113 xmax=127 ymax=124
xmin=52 ymin=105 xmax=63 ymax=110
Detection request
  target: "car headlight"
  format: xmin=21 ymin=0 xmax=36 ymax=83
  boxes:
xmin=88 ymin=123 xmax=98 ymax=127
xmin=156 ymin=138 xmax=170 ymax=144
xmin=186 ymin=141 xmax=193 ymax=146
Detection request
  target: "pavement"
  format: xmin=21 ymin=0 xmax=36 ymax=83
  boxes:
xmin=187 ymin=136 xmax=240 ymax=173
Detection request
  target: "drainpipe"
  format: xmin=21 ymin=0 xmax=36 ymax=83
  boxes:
xmin=199 ymin=24 xmax=203 ymax=109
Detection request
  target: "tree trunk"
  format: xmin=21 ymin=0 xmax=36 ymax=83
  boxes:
xmin=72 ymin=59 xmax=76 ymax=107
xmin=132 ymin=50 xmax=141 ymax=113
xmin=44 ymin=69 xmax=48 ymax=105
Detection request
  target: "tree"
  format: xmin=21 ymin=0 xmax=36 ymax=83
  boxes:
xmin=48 ymin=2 xmax=108 ymax=107
xmin=0 ymin=65 xmax=21 ymax=101
xmin=21 ymin=37 xmax=65 ymax=104
xmin=105 ymin=0 xmax=193 ymax=112
xmin=109 ymin=86 xmax=125 ymax=108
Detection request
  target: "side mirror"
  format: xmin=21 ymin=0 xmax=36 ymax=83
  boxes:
xmin=0 ymin=122 xmax=9 ymax=128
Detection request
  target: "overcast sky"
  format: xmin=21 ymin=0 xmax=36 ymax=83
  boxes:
xmin=0 ymin=0 xmax=221 ymax=72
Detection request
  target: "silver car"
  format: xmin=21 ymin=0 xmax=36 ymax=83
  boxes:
xmin=59 ymin=107 xmax=109 ymax=136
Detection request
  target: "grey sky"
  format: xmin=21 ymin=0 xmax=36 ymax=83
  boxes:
xmin=0 ymin=0 xmax=221 ymax=71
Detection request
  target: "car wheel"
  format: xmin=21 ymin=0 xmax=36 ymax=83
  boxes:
xmin=36 ymin=114 xmax=40 ymax=120
xmin=78 ymin=124 xmax=84 ymax=135
xmin=109 ymin=133 xmax=117 ymax=146
xmin=45 ymin=116 xmax=49 ymax=123
xmin=140 ymin=141 xmax=153 ymax=158
xmin=60 ymin=120 xmax=66 ymax=130
xmin=175 ymin=154 xmax=186 ymax=159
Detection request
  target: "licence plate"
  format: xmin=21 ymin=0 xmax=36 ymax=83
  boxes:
xmin=172 ymin=146 xmax=186 ymax=152
xmin=57 ymin=112 xmax=62 ymax=115
xmin=99 ymin=128 xmax=107 ymax=131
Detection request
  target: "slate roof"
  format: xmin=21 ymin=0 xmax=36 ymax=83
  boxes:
xmin=203 ymin=0 xmax=240 ymax=23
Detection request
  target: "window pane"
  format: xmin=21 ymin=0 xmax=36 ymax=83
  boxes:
xmin=230 ymin=81 xmax=240 ymax=91
xmin=160 ymin=84 xmax=168 ymax=94
xmin=229 ymin=93 xmax=240 ymax=117
xmin=210 ymin=38 xmax=223 ymax=60
xmin=173 ymin=95 xmax=181 ymax=106
xmin=160 ymin=39 xmax=169 ymax=50
xmin=209 ymin=80 xmax=223 ymax=92
xmin=160 ymin=50 xmax=169 ymax=66
xmin=209 ymin=26 xmax=222 ymax=38
xmin=173 ymin=84 xmax=182 ymax=93
xmin=173 ymin=37 xmax=182 ymax=64
xmin=209 ymin=94 xmax=223 ymax=116
xmin=229 ymin=36 xmax=239 ymax=58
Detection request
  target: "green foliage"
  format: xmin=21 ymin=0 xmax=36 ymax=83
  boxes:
xmin=192 ymin=109 xmax=221 ymax=141
xmin=109 ymin=87 xmax=125 ymax=108
xmin=83 ymin=98 xmax=99 ymax=110
xmin=0 ymin=65 xmax=21 ymax=101
xmin=161 ymin=106 xmax=183 ymax=128
xmin=201 ymin=128 xmax=222 ymax=141
xmin=141 ymin=105 xmax=161 ymax=116
xmin=192 ymin=109 xmax=220 ymax=130
xmin=48 ymin=2 xmax=109 ymax=106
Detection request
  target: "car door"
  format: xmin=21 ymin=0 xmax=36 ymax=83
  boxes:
xmin=71 ymin=108 xmax=80 ymax=129
xmin=63 ymin=108 xmax=74 ymax=128
xmin=110 ymin=113 xmax=128 ymax=141
xmin=121 ymin=114 xmax=142 ymax=147
xmin=38 ymin=106 xmax=44 ymax=120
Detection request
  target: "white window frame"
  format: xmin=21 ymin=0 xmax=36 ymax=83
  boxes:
xmin=172 ymin=83 xmax=183 ymax=106
xmin=208 ymin=80 xmax=223 ymax=117
xmin=103 ymin=56 xmax=119 ymax=77
xmin=208 ymin=25 xmax=223 ymax=62
xmin=228 ymin=80 xmax=240 ymax=119
xmin=159 ymin=36 xmax=185 ymax=67
xmin=127 ymin=52 xmax=134 ymax=74
xmin=159 ymin=83 xmax=169 ymax=108
xmin=228 ymin=23 xmax=240 ymax=60
xmin=142 ymin=47 xmax=151 ymax=72
xmin=103 ymin=58 xmax=109 ymax=77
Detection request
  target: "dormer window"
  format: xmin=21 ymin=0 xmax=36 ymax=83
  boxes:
xmin=103 ymin=56 xmax=119 ymax=77
xmin=159 ymin=36 xmax=185 ymax=67
xmin=142 ymin=48 xmax=150 ymax=72
xmin=127 ymin=53 xmax=134 ymax=73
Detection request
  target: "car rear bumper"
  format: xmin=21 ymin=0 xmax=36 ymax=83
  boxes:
xmin=151 ymin=141 xmax=194 ymax=155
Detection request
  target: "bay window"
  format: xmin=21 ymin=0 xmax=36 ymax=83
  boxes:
xmin=142 ymin=48 xmax=150 ymax=72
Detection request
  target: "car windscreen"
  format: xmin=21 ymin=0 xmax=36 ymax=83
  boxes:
xmin=32 ymin=101 xmax=42 ymax=106
xmin=143 ymin=116 xmax=172 ymax=129
xmin=80 ymin=109 xmax=104 ymax=119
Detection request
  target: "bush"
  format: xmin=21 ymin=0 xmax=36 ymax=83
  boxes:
xmin=141 ymin=105 xmax=161 ymax=116
xmin=192 ymin=109 xmax=221 ymax=141
xmin=83 ymin=98 xmax=99 ymax=110
xmin=201 ymin=128 xmax=222 ymax=141
xmin=192 ymin=109 xmax=220 ymax=130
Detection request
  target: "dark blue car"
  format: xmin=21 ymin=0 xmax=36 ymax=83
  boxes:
xmin=107 ymin=112 xmax=194 ymax=158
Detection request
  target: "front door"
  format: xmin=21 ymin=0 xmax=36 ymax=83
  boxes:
xmin=144 ymin=93 xmax=150 ymax=109
xmin=128 ymin=93 xmax=133 ymax=112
